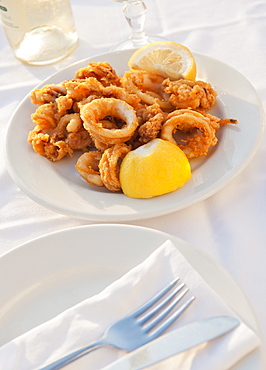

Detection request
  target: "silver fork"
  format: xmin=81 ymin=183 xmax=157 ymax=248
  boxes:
xmin=40 ymin=277 xmax=195 ymax=370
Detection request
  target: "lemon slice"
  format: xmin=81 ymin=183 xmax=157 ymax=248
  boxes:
xmin=119 ymin=138 xmax=191 ymax=198
xmin=128 ymin=41 xmax=196 ymax=81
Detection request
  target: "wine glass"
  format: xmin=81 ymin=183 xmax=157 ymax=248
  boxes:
xmin=111 ymin=0 xmax=166 ymax=50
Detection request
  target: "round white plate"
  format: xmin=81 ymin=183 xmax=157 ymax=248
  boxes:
xmin=0 ymin=224 xmax=264 ymax=368
xmin=4 ymin=50 xmax=264 ymax=221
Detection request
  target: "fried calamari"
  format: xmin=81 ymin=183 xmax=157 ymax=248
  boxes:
xmin=162 ymin=79 xmax=217 ymax=110
xmin=27 ymin=61 xmax=238 ymax=191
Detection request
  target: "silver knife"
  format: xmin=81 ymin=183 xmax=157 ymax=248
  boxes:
xmin=102 ymin=316 xmax=240 ymax=370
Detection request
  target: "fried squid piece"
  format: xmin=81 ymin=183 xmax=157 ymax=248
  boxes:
xmin=80 ymin=98 xmax=139 ymax=149
xmin=74 ymin=62 xmax=121 ymax=86
xmin=138 ymin=104 xmax=167 ymax=144
xmin=162 ymin=79 xmax=217 ymax=111
xmin=65 ymin=77 xmax=140 ymax=109
xmin=161 ymin=108 xmax=238 ymax=159
xmin=30 ymin=95 xmax=74 ymax=131
xmin=198 ymin=111 xmax=238 ymax=132
xmin=121 ymin=70 xmax=173 ymax=111
xmin=99 ymin=143 xmax=131 ymax=191
xmin=75 ymin=143 xmax=131 ymax=191
xmin=161 ymin=109 xmax=218 ymax=159
xmin=28 ymin=109 xmax=94 ymax=161
xmin=29 ymin=83 xmax=67 ymax=105
xmin=75 ymin=151 xmax=104 ymax=187
xmin=64 ymin=78 xmax=104 ymax=102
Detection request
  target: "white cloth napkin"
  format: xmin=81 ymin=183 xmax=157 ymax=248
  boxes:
xmin=0 ymin=240 xmax=260 ymax=370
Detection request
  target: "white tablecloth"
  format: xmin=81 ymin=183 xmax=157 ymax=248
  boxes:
xmin=0 ymin=0 xmax=265 ymax=368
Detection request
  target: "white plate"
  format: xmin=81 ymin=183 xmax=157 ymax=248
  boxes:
xmin=0 ymin=224 xmax=264 ymax=369
xmin=4 ymin=50 xmax=264 ymax=221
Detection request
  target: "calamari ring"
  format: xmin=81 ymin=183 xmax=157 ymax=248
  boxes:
xmin=121 ymin=70 xmax=173 ymax=111
xmin=161 ymin=109 xmax=217 ymax=159
xmin=75 ymin=151 xmax=103 ymax=187
xmin=99 ymin=143 xmax=131 ymax=191
xmin=80 ymin=98 xmax=139 ymax=145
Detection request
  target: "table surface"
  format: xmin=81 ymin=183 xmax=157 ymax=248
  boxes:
xmin=1 ymin=0 xmax=265 ymax=366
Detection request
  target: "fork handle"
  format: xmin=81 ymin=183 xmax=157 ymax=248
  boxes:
xmin=39 ymin=338 xmax=107 ymax=370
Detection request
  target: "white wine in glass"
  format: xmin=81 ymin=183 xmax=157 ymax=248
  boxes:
xmin=112 ymin=0 xmax=166 ymax=50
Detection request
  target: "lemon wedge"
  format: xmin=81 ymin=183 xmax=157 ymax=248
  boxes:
xmin=119 ymin=138 xmax=191 ymax=198
xmin=128 ymin=41 xmax=196 ymax=81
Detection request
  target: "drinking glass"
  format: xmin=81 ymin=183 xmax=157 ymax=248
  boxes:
xmin=0 ymin=0 xmax=78 ymax=65
xmin=112 ymin=0 xmax=166 ymax=50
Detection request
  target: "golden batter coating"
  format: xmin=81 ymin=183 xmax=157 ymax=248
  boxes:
xmin=99 ymin=143 xmax=131 ymax=191
xmin=75 ymin=151 xmax=103 ymax=187
xmin=74 ymin=62 xmax=121 ymax=87
xmin=163 ymin=79 xmax=217 ymax=110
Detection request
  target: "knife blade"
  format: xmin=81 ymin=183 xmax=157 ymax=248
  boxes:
xmin=103 ymin=316 xmax=240 ymax=370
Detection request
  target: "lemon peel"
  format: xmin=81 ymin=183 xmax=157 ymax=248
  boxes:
xmin=119 ymin=138 xmax=191 ymax=199
xmin=128 ymin=41 xmax=196 ymax=81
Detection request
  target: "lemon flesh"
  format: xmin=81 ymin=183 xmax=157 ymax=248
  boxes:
xmin=120 ymin=139 xmax=191 ymax=199
xmin=128 ymin=41 xmax=196 ymax=81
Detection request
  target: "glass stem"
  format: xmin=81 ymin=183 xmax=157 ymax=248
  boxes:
xmin=123 ymin=0 xmax=148 ymax=47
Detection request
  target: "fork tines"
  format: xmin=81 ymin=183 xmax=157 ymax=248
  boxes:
xmin=135 ymin=277 xmax=195 ymax=339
